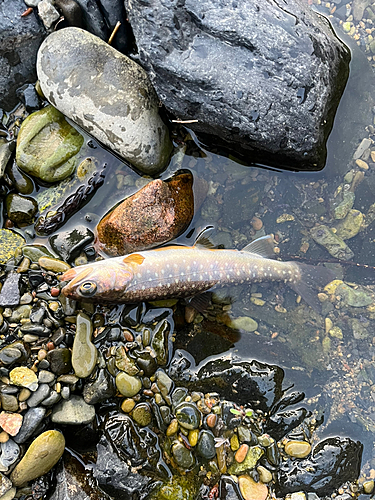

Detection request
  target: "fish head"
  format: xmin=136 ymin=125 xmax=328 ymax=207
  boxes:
xmin=60 ymin=260 xmax=133 ymax=302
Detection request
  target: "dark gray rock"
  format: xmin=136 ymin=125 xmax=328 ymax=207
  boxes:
xmin=73 ymin=0 xmax=108 ymax=39
xmin=124 ymin=0 xmax=350 ymax=171
xmin=98 ymin=0 xmax=132 ymax=53
xmin=14 ymin=407 xmax=46 ymax=444
xmin=27 ymin=383 xmax=50 ymax=407
xmin=83 ymin=368 xmax=115 ymax=405
xmin=0 ymin=0 xmax=46 ymax=110
xmin=49 ymin=225 xmax=94 ymax=262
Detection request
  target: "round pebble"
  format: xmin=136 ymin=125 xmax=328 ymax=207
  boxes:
xmin=257 ymin=465 xmax=273 ymax=484
xmin=10 ymin=430 xmax=65 ymax=487
xmin=284 ymin=440 xmax=312 ymax=458
xmin=132 ymin=403 xmax=152 ymax=427
xmin=121 ymin=398 xmax=136 ymax=413
xmin=171 ymin=442 xmax=194 ymax=469
xmin=206 ymin=413 xmax=217 ymax=428
xmin=188 ymin=429 xmax=199 ymax=447
xmin=175 ymin=402 xmax=201 ymax=430
xmin=251 ymin=217 xmax=263 ymax=230
xmin=196 ymin=430 xmax=216 ymax=459
xmin=116 ymin=372 xmax=142 ymax=397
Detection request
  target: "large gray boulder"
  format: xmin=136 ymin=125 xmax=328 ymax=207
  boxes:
xmin=0 ymin=0 xmax=46 ymax=111
xmin=37 ymin=27 xmax=173 ymax=175
xmin=124 ymin=0 xmax=350 ymax=171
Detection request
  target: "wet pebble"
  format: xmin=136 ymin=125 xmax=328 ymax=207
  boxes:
xmin=10 ymin=430 xmax=65 ymax=487
xmin=121 ymin=398 xmax=136 ymax=413
xmin=51 ymin=395 xmax=95 ymax=425
xmin=14 ymin=407 xmax=46 ymax=444
xmin=171 ymin=441 xmax=194 ymax=469
xmin=116 ymin=372 xmax=142 ymax=397
xmin=238 ymin=475 xmax=268 ymax=500
xmin=83 ymin=368 xmax=115 ymax=404
xmin=9 ymin=367 xmax=38 ymax=391
xmin=0 ymin=395 xmax=18 ymax=413
xmin=196 ymin=430 xmax=216 ymax=459
xmin=284 ymin=440 xmax=312 ymax=458
xmin=132 ymin=403 xmax=152 ymax=427
xmin=228 ymin=446 xmax=264 ymax=474
xmin=5 ymin=194 xmax=38 ymax=226
xmin=175 ymin=402 xmax=201 ymax=430
xmin=72 ymin=312 xmax=97 ymax=378
xmin=38 ymin=370 xmax=55 ymax=384
xmin=38 ymin=256 xmax=71 ymax=273
xmin=47 ymin=348 xmax=72 ymax=375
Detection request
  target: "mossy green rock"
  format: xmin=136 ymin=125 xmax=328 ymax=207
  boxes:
xmin=22 ymin=244 xmax=55 ymax=263
xmin=335 ymin=209 xmax=364 ymax=240
xmin=10 ymin=430 xmax=65 ymax=486
xmin=225 ymin=315 xmax=258 ymax=332
xmin=310 ymin=225 xmax=354 ymax=260
xmin=16 ymin=105 xmax=83 ymax=183
xmin=0 ymin=229 xmax=25 ymax=264
xmin=72 ymin=312 xmax=97 ymax=378
xmin=228 ymin=445 xmax=264 ymax=475
xmin=336 ymin=283 xmax=374 ymax=307
xmin=6 ymin=194 xmax=38 ymax=226
xmin=331 ymin=190 xmax=355 ymax=220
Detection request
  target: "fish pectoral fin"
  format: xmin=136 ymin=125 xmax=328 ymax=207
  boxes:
xmin=242 ymin=235 xmax=277 ymax=258
xmin=194 ymin=226 xmax=216 ymax=249
xmin=186 ymin=292 xmax=212 ymax=314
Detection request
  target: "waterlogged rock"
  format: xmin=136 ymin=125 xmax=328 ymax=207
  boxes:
xmin=72 ymin=312 xmax=97 ymax=378
xmin=331 ymin=190 xmax=355 ymax=220
xmin=10 ymin=430 xmax=65 ymax=487
xmin=335 ymin=209 xmax=364 ymax=240
xmin=172 ymin=442 xmax=195 ymax=469
xmin=37 ymin=27 xmax=173 ymax=175
xmin=0 ymin=230 xmax=25 ymax=264
xmin=0 ymin=272 xmax=21 ymax=307
xmin=175 ymin=402 xmax=201 ymax=430
xmin=9 ymin=366 xmax=38 ymax=391
xmin=196 ymin=430 xmax=216 ymax=459
xmin=132 ymin=403 xmax=152 ymax=427
xmin=228 ymin=446 xmax=264 ymax=475
xmin=310 ymin=225 xmax=354 ymax=260
xmin=336 ymin=283 xmax=374 ymax=307
xmin=5 ymin=194 xmax=38 ymax=226
xmin=83 ymin=368 xmax=116 ymax=405
xmin=276 ymin=437 xmax=362 ymax=496
xmin=116 ymin=372 xmax=142 ymax=397
xmin=224 ymin=315 xmax=258 ymax=332
xmin=16 ymin=105 xmax=84 ymax=183
xmin=49 ymin=226 xmax=94 ymax=261
xmin=350 ymin=317 xmax=369 ymax=339
xmin=96 ymin=172 xmax=194 ymax=256
xmin=238 ymin=475 xmax=268 ymax=500
xmin=51 ymin=395 xmax=95 ymax=424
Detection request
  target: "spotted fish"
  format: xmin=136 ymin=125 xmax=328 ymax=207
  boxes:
xmin=60 ymin=234 xmax=333 ymax=311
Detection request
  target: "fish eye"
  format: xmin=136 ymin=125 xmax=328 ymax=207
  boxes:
xmin=79 ymin=281 xmax=97 ymax=297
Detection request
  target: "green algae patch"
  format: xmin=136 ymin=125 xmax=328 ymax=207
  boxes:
xmin=0 ymin=229 xmax=25 ymax=264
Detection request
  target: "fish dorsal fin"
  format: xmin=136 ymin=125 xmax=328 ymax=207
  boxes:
xmin=123 ymin=254 xmax=145 ymax=265
xmin=242 ymin=235 xmax=276 ymax=259
xmin=194 ymin=226 xmax=215 ymax=249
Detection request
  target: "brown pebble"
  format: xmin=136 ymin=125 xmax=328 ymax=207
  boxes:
xmin=50 ymin=287 xmax=60 ymax=297
xmin=185 ymin=306 xmax=197 ymax=324
xmin=143 ymin=389 xmax=153 ymax=397
xmin=46 ymin=342 xmax=54 ymax=351
xmin=4 ymin=220 xmax=14 ymax=229
xmin=235 ymin=443 xmax=249 ymax=463
xmin=123 ymin=329 xmax=134 ymax=342
xmin=251 ymin=217 xmax=263 ymax=231
xmin=206 ymin=413 xmax=217 ymax=428
xmin=0 ymin=431 xmax=9 ymax=443
xmin=38 ymin=349 xmax=47 ymax=361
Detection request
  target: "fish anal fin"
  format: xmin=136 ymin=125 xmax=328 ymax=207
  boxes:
xmin=123 ymin=254 xmax=145 ymax=266
xmin=194 ymin=226 xmax=215 ymax=249
xmin=242 ymin=235 xmax=276 ymax=259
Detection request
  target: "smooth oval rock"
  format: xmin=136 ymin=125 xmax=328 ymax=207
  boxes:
xmin=16 ymin=105 xmax=83 ymax=183
xmin=51 ymin=395 xmax=95 ymax=425
xmin=10 ymin=430 xmax=65 ymax=487
xmin=171 ymin=442 xmax=194 ymax=470
xmin=72 ymin=312 xmax=97 ymax=378
xmin=196 ymin=430 xmax=216 ymax=459
xmin=238 ymin=475 xmax=268 ymax=500
xmin=115 ymin=372 xmax=142 ymax=397
xmin=37 ymin=27 xmax=173 ymax=175
xmin=284 ymin=440 xmax=312 ymax=458
xmin=96 ymin=172 xmax=194 ymax=256
xmin=175 ymin=402 xmax=201 ymax=430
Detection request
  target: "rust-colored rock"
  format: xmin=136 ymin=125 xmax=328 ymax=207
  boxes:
xmin=96 ymin=171 xmax=195 ymax=256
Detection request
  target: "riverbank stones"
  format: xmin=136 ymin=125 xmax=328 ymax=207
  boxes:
xmin=10 ymin=430 xmax=65 ymax=487
xmin=37 ymin=27 xmax=173 ymax=175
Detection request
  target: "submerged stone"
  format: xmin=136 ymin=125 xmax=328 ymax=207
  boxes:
xmin=336 ymin=283 xmax=374 ymax=307
xmin=310 ymin=225 xmax=354 ymax=260
xmin=10 ymin=430 xmax=65 ymax=487
xmin=96 ymin=172 xmax=194 ymax=256
xmin=37 ymin=27 xmax=173 ymax=175
xmin=16 ymin=105 xmax=83 ymax=183
xmin=335 ymin=209 xmax=364 ymax=240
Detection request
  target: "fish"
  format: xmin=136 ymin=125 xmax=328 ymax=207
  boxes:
xmin=60 ymin=233 xmax=334 ymax=311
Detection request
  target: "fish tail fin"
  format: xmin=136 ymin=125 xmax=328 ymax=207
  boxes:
xmin=290 ymin=263 xmax=335 ymax=313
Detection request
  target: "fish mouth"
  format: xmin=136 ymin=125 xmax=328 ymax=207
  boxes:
xmin=60 ymin=267 xmax=93 ymax=297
